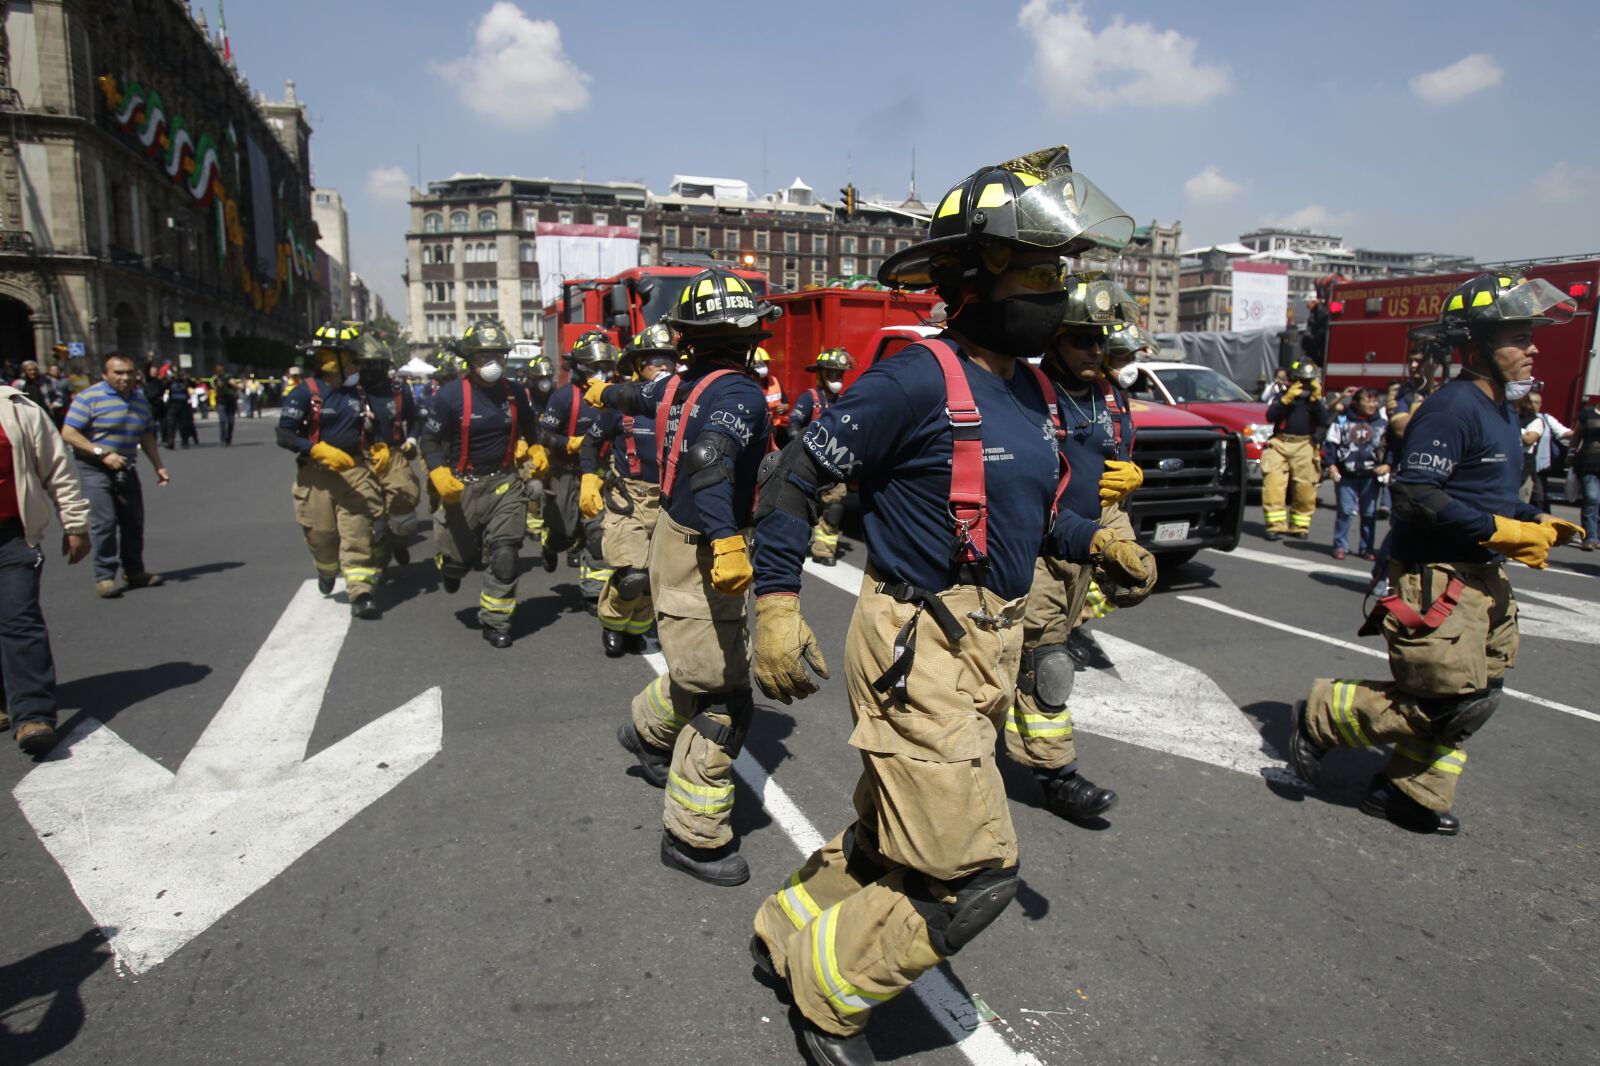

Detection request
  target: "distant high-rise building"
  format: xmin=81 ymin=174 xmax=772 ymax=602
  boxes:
xmin=1105 ymin=221 xmax=1182 ymax=333
xmin=313 ymin=188 xmax=351 ymax=319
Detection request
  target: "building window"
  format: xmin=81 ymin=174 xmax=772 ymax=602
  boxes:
xmin=840 ymin=256 xmax=857 ymax=276
xmin=693 ymin=227 xmax=709 ymax=249
xmin=754 ymin=230 xmax=769 ymax=251
xmin=522 ymin=314 xmax=540 ymax=336
xmin=422 ymin=245 xmax=433 ymax=265
xmin=868 ymin=237 xmax=884 ymax=255
xmin=840 ymin=236 xmax=857 ymax=254
xmin=783 ymin=272 xmax=799 ymax=290
xmin=626 ymin=214 xmax=642 ymax=230
xmin=784 ymin=256 xmax=798 ymax=272
xmin=523 ymin=210 xmax=538 ymax=231
xmin=440 ymin=244 xmax=454 ymax=264
xmin=812 ymin=234 xmax=828 ymax=254
xmin=478 ymin=209 xmax=497 ymax=230
xmin=558 ymin=210 xmax=574 ymax=225
xmin=592 ymin=212 xmax=608 ymax=226
xmin=521 ymin=280 xmax=535 ymax=302
xmin=894 ymin=239 xmax=911 ymax=252
xmin=757 ymin=255 xmax=770 ymax=272
xmin=812 ymin=257 xmax=826 ymax=276
xmin=663 ymin=225 xmax=679 ymax=247
xmin=868 ymin=258 xmax=882 ymax=276
xmin=424 ymin=212 xmax=443 ymax=233
xmin=520 ymin=241 xmax=535 ymax=263
xmin=783 ymin=233 xmax=798 ymax=253
xmin=724 ymin=227 xmax=741 ymax=247
xmin=450 ymin=211 xmax=469 ymax=233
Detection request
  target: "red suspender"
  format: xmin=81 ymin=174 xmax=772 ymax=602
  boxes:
xmin=392 ymin=388 xmax=405 ymax=444
xmin=1024 ymin=363 xmax=1072 ymax=526
xmin=620 ymin=415 xmax=640 ymax=476
xmin=658 ymin=369 xmax=737 ymax=499
xmin=921 ymin=340 xmax=988 ymax=563
xmin=456 ymin=382 xmax=519 ymax=474
xmin=802 ymin=387 xmax=826 ymax=426
xmin=305 ymin=378 xmax=322 ymax=444
xmin=566 ymin=383 xmax=581 ymax=437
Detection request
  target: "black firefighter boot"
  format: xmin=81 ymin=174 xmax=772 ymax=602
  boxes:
xmin=350 ymin=592 xmax=381 ymax=620
xmin=659 ymin=831 xmax=749 ymax=886
xmin=1038 ymin=766 xmax=1118 ymax=822
xmin=616 ymin=721 xmax=670 ymax=787
xmin=602 ymin=628 xmax=628 ymax=658
xmin=1359 ymin=775 xmax=1460 ymax=835
xmin=1286 ymin=699 xmax=1329 ymax=786
xmin=801 ymin=1024 xmax=876 ymax=1066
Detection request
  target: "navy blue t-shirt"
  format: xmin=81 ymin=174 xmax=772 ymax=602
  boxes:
xmin=419 ymin=377 xmax=537 ymax=473
xmin=279 ymin=380 xmax=367 ymax=455
xmin=539 ymin=382 xmax=600 ymax=456
xmin=753 ymin=339 xmax=1101 ymax=600
xmin=365 ymin=385 xmax=417 ymax=446
xmin=620 ymin=367 xmax=769 ymax=539
xmin=1051 ymin=378 xmax=1120 ymax=522
xmin=582 ymin=408 xmax=661 ymax=484
xmin=790 ymin=386 xmax=832 ymax=428
xmin=1393 ymin=379 xmax=1542 ymax=564
xmin=1268 ymin=392 xmax=1331 ymax=436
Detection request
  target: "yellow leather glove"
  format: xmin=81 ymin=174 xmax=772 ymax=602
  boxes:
xmin=525 ymin=444 xmax=550 ymax=479
xmin=579 ymin=473 xmax=605 ymax=519
xmin=584 ymin=378 xmax=609 ymax=409
xmin=1091 ymin=528 xmax=1152 ymax=585
xmin=367 ymin=442 xmax=392 ymax=477
xmin=1098 ymin=459 xmax=1144 ymax=505
xmin=310 ymin=441 xmax=355 ymax=472
xmin=1309 ymin=380 xmax=1324 ymax=402
xmin=753 ymin=593 xmax=830 ymax=705
xmin=709 ymin=535 xmax=752 ymax=595
xmin=515 ymin=439 xmax=530 ymax=463
xmin=1481 ymin=515 xmax=1557 ymax=568
xmin=566 ymin=434 xmax=585 ymax=456
xmin=1283 ymin=382 xmax=1305 ymax=403
xmin=1540 ymin=515 xmax=1586 ymax=547
xmin=428 ymin=466 xmax=465 ymax=506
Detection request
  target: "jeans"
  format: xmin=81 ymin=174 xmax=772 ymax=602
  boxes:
xmin=0 ymin=523 xmax=57 ymax=730
xmin=218 ymin=404 xmax=237 ymax=445
xmin=78 ymin=460 xmax=146 ymax=582
xmin=1583 ymin=472 xmax=1600 ymax=545
xmin=1333 ymin=475 xmax=1380 ymax=554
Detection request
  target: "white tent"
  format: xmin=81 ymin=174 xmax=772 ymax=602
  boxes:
xmin=399 ymin=357 xmax=435 ymax=378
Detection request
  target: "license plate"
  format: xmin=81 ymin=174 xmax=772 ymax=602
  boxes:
xmin=1154 ymin=521 xmax=1190 ymax=544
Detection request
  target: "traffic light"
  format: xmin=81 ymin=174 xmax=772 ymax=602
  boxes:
xmin=839 ymin=184 xmax=856 ymax=217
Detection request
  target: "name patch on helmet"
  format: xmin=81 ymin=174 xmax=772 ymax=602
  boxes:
xmin=696 ymin=293 xmax=756 ymax=316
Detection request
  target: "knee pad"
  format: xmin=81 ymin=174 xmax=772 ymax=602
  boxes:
xmin=1018 ymin=644 xmax=1074 ymax=712
xmin=1424 ymin=688 xmax=1499 ymax=744
xmin=615 ymin=566 xmax=651 ymax=600
xmin=687 ymin=688 xmax=755 ymax=758
xmin=821 ymin=500 xmax=845 ymax=529
xmin=390 ymin=512 xmax=420 ymax=538
xmin=907 ymin=866 xmax=1022 ymax=957
xmin=489 ymin=543 xmax=519 ymax=584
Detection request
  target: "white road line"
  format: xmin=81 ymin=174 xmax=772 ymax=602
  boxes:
xmin=639 ymin=651 xmax=1039 ymax=1065
xmin=1175 ymin=595 xmax=1600 ymax=724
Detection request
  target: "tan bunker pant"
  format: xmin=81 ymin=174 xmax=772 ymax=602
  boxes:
xmin=291 ymin=460 xmax=383 ymax=596
xmin=1304 ymin=560 xmax=1517 ymax=811
xmin=599 ymin=477 xmax=660 ymax=638
xmin=433 ymin=470 xmax=528 ymax=633
xmin=753 ymin=566 xmax=1025 ymax=1038
xmin=628 ymin=512 xmax=752 ymax=849
xmin=1261 ymin=434 xmax=1318 ymax=535
xmin=810 ymin=482 xmax=848 ymax=560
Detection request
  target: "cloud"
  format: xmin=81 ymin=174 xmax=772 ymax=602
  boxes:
xmin=1018 ymin=0 xmax=1231 ymax=109
xmin=1532 ymin=161 xmax=1595 ymax=203
xmin=366 ymin=165 xmax=411 ymax=204
xmin=1409 ymin=53 xmax=1502 ymax=106
xmin=431 ymin=2 xmax=590 ymax=129
xmin=1264 ymin=204 xmax=1354 ymax=231
xmin=1184 ymin=166 xmax=1243 ymax=202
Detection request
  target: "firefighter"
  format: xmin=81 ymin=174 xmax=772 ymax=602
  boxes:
xmin=520 ymin=353 xmax=557 ymax=544
xmin=1286 ymin=274 xmax=1583 ymax=834
xmin=277 ymin=321 xmax=384 ymax=619
xmin=746 ymin=147 xmax=1148 ymax=1063
xmin=356 ymin=336 xmax=422 ymax=572
xmin=752 ymin=345 xmax=789 ymax=441
xmin=580 ymin=324 xmax=675 ymax=657
xmin=419 ymin=320 xmax=540 ymax=649
xmin=790 ymin=347 xmax=855 ymax=565
xmin=589 ymin=267 xmax=776 ymax=887
xmin=540 ymin=332 xmax=616 ymax=605
xmin=1006 ymin=280 xmax=1155 ymax=825
xmin=1261 ymin=358 xmax=1329 ymax=540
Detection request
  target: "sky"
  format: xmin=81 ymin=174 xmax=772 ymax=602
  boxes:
xmin=218 ymin=0 xmax=1600 ymax=325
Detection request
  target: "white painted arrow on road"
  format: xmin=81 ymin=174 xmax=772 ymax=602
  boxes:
xmin=13 ymin=580 xmax=442 ymax=975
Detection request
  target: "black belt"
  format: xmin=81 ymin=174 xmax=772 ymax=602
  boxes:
xmin=870 ymin=581 xmax=968 ymax=698
xmin=458 ymin=466 xmax=514 ymax=483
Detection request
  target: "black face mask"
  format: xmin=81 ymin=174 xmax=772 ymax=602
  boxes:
xmin=955 ymin=290 xmax=1073 ymax=357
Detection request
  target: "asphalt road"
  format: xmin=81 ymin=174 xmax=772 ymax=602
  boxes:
xmin=2 ymin=412 xmax=1597 ymax=1065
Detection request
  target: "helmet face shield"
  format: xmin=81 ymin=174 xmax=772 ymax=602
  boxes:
xmin=1491 ymin=277 xmax=1575 ymax=326
xmin=1011 ymin=172 xmax=1135 ymax=260
xmin=1106 ymin=322 xmax=1158 ymax=362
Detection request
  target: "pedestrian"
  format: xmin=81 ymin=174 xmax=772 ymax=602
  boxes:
xmin=1569 ymin=394 xmax=1600 ymax=550
xmin=594 ymin=268 xmax=775 ymax=885
xmin=192 ymin=378 xmax=210 ymax=421
xmin=0 ymin=377 xmax=91 ymax=755
xmin=44 ymin=363 xmax=72 ymax=426
xmin=1325 ymin=388 xmax=1389 ymax=559
xmin=13 ymin=360 xmax=49 ymax=408
xmin=1517 ymin=390 xmax=1571 ymax=509
xmin=1260 ymin=367 xmax=1289 ymax=403
xmin=1288 ymin=273 xmax=1583 ymax=835
xmin=745 ymin=147 xmax=1146 ymax=1062
xmin=277 ymin=322 xmax=385 ymax=620
xmin=1261 ymin=359 xmax=1330 ymax=539
xmin=212 ymin=368 xmax=239 ymax=446
xmin=58 ymin=352 xmax=169 ymax=598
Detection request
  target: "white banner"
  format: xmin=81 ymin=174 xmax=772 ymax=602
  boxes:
xmin=1231 ymin=262 xmax=1288 ymax=332
xmin=534 ymin=223 xmax=640 ymax=305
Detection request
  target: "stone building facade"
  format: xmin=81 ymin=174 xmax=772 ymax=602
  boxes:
xmin=0 ymin=0 xmax=323 ymax=370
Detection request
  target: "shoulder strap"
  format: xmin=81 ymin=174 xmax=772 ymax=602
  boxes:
xmin=1023 ymin=363 xmax=1072 ymax=528
xmin=620 ymin=414 xmax=640 ymax=475
xmin=456 ymin=382 xmax=473 ymax=474
xmin=922 ymin=339 xmax=988 ymax=564
xmin=654 ymin=375 xmax=682 ymax=476
xmin=659 ymin=369 xmax=737 ymax=499
xmin=305 ymin=378 xmax=322 ymax=445
xmin=802 ymin=387 xmax=821 ymax=425
xmin=501 ymin=387 xmax=519 ymax=470
xmin=566 ymin=382 xmax=582 ymax=437
xmin=1101 ymin=380 xmax=1135 ymax=457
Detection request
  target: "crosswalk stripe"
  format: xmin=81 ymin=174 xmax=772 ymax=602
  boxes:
xmin=1175 ymin=595 xmax=1599 ymax=724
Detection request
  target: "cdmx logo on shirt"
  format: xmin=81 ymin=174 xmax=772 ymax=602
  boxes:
xmin=804 ymin=422 xmax=859 ymax=477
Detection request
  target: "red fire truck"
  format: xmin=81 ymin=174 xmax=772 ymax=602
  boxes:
xmin=1324 ymin=256 xmax=1600 ymax=423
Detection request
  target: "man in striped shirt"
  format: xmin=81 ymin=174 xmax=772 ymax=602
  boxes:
xmin=60 ymin=353 xmax=169 ymax=598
